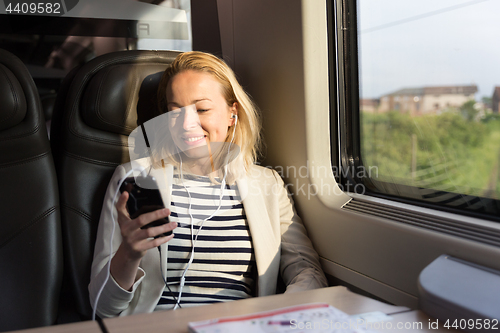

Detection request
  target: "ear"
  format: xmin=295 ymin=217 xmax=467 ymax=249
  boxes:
xmin=229 ymin=102 xmax=238 ymax=126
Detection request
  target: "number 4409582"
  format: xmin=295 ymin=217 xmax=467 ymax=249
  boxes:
xmin=444 ymin=319 xmax=498 ymax=330
xmin=5 ymin=2 xmax=62 ymax=14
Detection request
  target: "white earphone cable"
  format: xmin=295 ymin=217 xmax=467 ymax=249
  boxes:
xmin=92 ymin=167 xmax=145 ymax=321
xmin=173 ymin=116 xmax=237 ymax=310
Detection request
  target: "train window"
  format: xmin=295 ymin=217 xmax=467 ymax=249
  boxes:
xmin=335 ymin=0 xmax=500 ymax=221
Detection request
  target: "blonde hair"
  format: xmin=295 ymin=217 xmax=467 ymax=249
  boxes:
xmin=155 ymin=51 xmax=262 ymax=182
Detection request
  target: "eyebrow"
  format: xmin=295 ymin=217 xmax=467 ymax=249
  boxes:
xmin=167 ymin=98 xmax=212 ymax=107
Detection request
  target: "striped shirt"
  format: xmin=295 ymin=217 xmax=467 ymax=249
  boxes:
xmin=155 ymin=172 xmax=255 ymax=310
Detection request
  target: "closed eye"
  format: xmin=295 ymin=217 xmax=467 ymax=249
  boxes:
xmin=168 ymin=109 xmax=183 ymax=118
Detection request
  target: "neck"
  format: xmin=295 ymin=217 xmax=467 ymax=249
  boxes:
xmin=180 ymin=156 xmax=212 ymax=176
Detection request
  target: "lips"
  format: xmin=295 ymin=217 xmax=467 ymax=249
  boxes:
xmin=181 ymin=134 xmax=207 ymax=146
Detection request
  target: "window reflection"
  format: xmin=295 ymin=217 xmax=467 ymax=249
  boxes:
xmin=0 ymin=0 xmax=191 ymax=139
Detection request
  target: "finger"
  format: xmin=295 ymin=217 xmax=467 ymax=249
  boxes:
xmin=115 ymin=192 xmax=133 ymax=230
xmin=135 ymin=208 xmax=171 ymax=229
xmin=127 ymin=231 xmax=175 ymax=254
xmin=148 ymin=233 xmax=175 ymax=249
xmin=141 ymin=221 xmax=178 ymax=239
xmin=116 ymin=191 xmax=129 ymax=214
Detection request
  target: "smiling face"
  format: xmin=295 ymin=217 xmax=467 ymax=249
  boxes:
xmin=166 ymin=70 xmax=236 ymax=164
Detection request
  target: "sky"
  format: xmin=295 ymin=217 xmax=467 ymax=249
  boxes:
xmin=358 ymin=0 xmax=500 ymax=99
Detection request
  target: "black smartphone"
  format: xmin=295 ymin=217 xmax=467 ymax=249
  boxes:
xmin=119 ymin=175 xmax=172 ymax=237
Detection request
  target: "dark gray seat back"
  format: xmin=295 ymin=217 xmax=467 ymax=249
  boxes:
xmin=0 ymin=48 xmax=62 ymax=331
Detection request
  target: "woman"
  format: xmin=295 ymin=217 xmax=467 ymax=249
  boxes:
xmin=89 ymin=51 xmax=327 ymax=318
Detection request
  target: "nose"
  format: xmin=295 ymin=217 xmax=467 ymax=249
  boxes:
xmin=182 ymin=106 xmax=200 ymax=131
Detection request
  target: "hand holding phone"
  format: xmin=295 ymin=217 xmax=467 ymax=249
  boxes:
xmin=119 ymin=176 xmax=172 ymax=237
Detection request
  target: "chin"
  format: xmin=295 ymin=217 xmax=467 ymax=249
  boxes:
xmin=181 ymin=145 xmax=211 ymax=160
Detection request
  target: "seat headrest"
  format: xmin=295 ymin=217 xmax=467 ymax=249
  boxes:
xmin=0 ymin=64 xmax=27 ymax=131
xmin=81 ymin=63 xmax=167 ymax=136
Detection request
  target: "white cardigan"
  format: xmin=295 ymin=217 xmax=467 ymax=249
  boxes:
xmin=89 ymin=162 xmax=327 ymax=318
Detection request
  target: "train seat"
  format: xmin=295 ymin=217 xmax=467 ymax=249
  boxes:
xmin=0 ymin=49 xmax=63 ymax=332
xmin=50 ymin=50 xmax=180 ymax=320
xmin=40 ymin=92 xmax=57 ymax=139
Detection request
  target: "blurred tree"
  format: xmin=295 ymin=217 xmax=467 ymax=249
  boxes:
xmin=460 ymin=100 xmax=478 ymax=121
xmin=482 ymin=96 xmax=493 ymax=109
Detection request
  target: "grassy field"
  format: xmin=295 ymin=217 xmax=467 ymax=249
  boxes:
xmin=361 ymin=110 xmax=500 ymax=200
